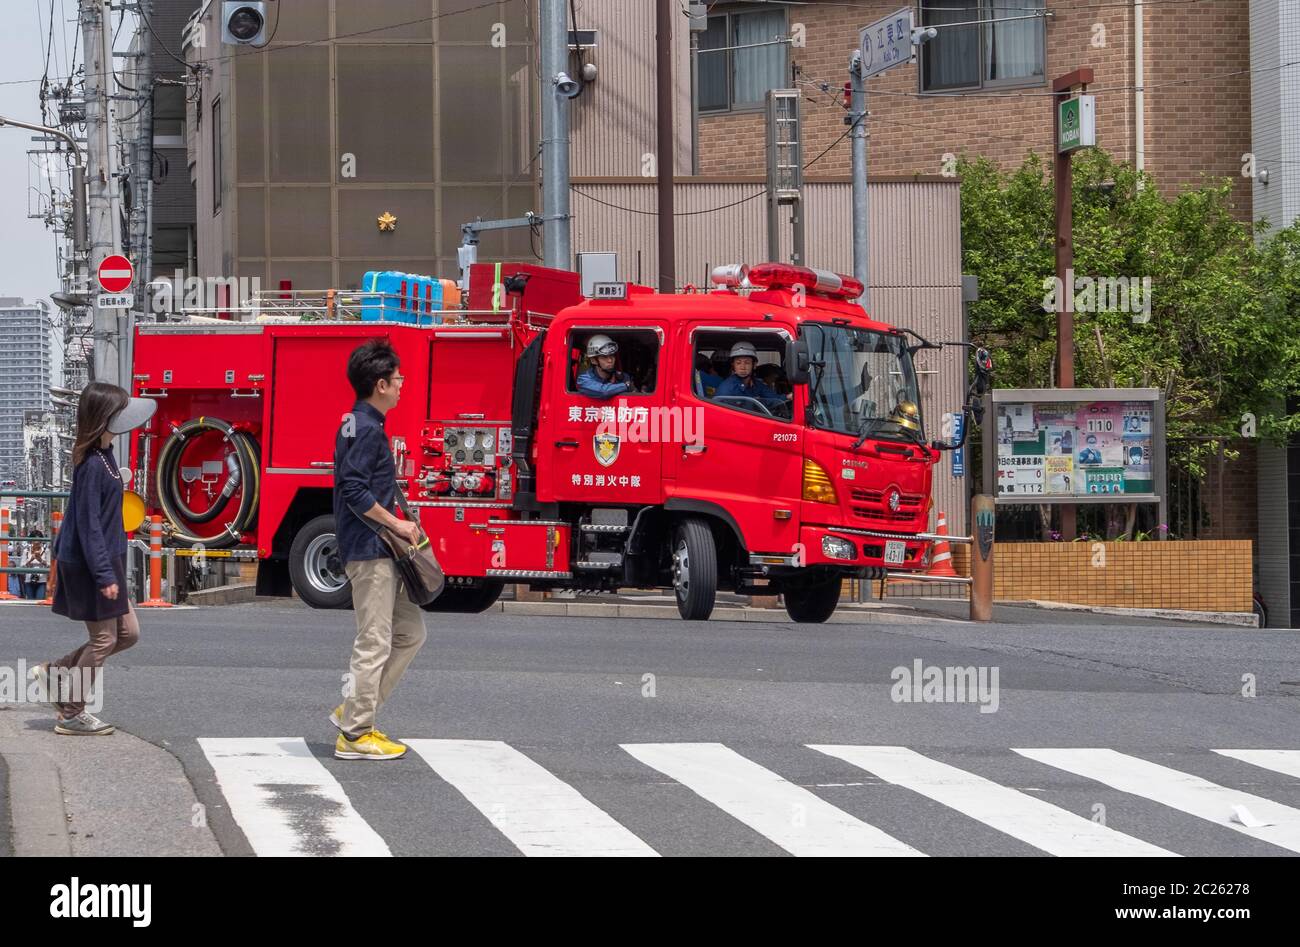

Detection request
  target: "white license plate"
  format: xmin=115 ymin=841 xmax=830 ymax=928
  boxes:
xmin=883 ymin=541 xmax=906 ymax=565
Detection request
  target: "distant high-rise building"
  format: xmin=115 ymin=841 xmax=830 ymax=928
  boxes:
xmin=0 ymin=298 xmax=53 ymax=487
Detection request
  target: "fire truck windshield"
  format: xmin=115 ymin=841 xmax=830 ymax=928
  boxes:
xmin=803 ymin=323 xmax=923 ymax=444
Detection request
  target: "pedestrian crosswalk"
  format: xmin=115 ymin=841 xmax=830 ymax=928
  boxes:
xmin=195 ymin=739 xmax=1300 ymax=857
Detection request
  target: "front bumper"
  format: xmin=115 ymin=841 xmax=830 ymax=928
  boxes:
xmin=791 ymin=524 xmax=932 ymax=569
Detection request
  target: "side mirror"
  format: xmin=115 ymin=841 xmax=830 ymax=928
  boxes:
xmin=787 ymin=337 xmax=811 ymax=386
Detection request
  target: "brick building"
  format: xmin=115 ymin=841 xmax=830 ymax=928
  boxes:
xmin=695 ymin=1 xmax=1252 ymax=216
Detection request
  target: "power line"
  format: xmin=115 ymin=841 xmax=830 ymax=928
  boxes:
xmin=1 ymin=0 xmax=515 ymax=86
xmin=571 ymin=186 xmax=765 ymax=216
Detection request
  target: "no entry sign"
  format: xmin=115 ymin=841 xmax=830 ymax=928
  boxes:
xmin=97 ymin=255 xmax=134 ymax=293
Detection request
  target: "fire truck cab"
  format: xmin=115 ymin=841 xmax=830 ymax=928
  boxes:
xmin=131 ymin=261 xmax=985 ymax=622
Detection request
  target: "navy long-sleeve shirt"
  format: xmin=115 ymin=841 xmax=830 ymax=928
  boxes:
xmin=333 ymin=401 xmax=396 ymax=564
xmin=56 ymin=447 xmax=127 ymax=587
xmin=576 ymin=367 xmax=634 ymax=400
xmin=714 ymin=373 xmax=786 ymax=408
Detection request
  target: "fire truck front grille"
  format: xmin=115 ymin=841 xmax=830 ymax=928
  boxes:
xmin=850 ymin=488 xmax=924 ymax=523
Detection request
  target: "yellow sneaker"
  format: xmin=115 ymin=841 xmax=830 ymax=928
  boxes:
xmin=328 ymin=704 xmax=345 ymax=733
xmin=334 ymin=731 xmax=406 ymax=761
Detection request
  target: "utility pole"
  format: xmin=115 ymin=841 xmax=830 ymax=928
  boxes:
xmin=1052 ymin=67 xmax=1094 ymax=542
xmin=80 ymin=0 xmax=125 ymax=390
xmin=849 ymin=51 xmax=868 ymax=307
xmin=539 ymin=0 xmax=572 ymax=270
xmin=655 ymin=0 xmax=675 ymax=292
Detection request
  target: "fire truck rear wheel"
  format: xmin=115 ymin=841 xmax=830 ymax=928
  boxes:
xmin=672 ymin=518 xmax=717 ymax=621
xmin=783 ymin=572 xmax=842 ymax=623
xmin=289 ymin=515 xmax=353 ymax=610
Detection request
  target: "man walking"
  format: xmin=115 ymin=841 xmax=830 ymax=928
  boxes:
xmin=330 ymin=339 xmax=427 ymax=760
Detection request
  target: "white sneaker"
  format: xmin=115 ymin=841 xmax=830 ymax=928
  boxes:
xmin=54 ymin=712 xmax=115 ymax=736
xmin=28 ymin=662 xmax=55 ymax=707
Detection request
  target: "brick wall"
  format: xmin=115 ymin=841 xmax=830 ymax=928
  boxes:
xmin=698 ymin=2 xmax=1251 ymax=216
xmin=888 ymin=539 xmax=1252 ymax=611
xmin=991 ymin=540 xmax=1253 ymax=611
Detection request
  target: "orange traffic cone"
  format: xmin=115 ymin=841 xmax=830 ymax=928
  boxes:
xmin=927 ymin=511 xmax=958 ymax=577
xmin=0 ymin=507 xmax=17 ymax=601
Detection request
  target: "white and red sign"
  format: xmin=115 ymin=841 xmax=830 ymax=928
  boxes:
xmin=97 ymin=255 xmax=134 ymax=293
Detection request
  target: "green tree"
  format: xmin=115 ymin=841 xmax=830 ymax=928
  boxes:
xmin=960 ymin=150 xmax=1300 ymax=478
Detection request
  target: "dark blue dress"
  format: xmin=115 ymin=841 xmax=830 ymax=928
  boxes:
xmin=52 ymin=447 xmax=129 ymax=622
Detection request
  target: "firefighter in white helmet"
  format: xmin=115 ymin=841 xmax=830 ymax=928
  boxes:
xmin=577 ymin=334 xmax=636 ymax=400
xmin=714 ymin=340 xmax=790 ymax=410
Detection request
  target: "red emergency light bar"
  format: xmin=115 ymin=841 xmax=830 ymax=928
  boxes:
xmin=747 ymin=263 xmax=864 ymax=300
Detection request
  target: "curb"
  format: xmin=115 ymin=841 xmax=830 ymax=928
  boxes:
xmin=1016 ymin=599 xmax=1261 ymax=628
xmin=0 ymin=736 xmax=72 ymax=857
xmin=186 ymin=582 xmax=257 ymax=607
xmin=493 ymin=600 xmax=950 ymax=624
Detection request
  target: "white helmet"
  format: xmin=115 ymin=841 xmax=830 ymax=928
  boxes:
xmin=728 ymin=341 xmax=758 ymax=360
xmin=586 ymin=334 xmax=618 ymax=358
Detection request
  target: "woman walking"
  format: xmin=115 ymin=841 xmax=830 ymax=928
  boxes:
xmin=31 ymin=382 xmax=156 ymax=735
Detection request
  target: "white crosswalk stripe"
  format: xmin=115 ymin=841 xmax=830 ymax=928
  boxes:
xmin=406 ymin=739 xmax=657 ymax=857
xmin=621 ymin=742 xmax=924 ymax=856
xmin=1212 ymin=749 xmax=1300 ymax=780
xmin=197 ymin=737 xmax=391 ymax=857
xmin=197 ymin=739 xmax=1300 ymax=857
xmin=1015 ymin=748 xmax=1300 ymax=854
xmin=809 ymin=745 xmax=1176 ymax=857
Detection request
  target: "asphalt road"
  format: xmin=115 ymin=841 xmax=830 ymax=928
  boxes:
xmin=1 ymin=599 xmax=1297 ymax=857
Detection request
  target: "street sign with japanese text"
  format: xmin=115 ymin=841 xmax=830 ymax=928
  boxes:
xmin=859 ymin=8 xmax=914 ymax=80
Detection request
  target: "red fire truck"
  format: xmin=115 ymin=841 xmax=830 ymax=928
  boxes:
xmin=129 ymin=262 xmax=989 ymax=621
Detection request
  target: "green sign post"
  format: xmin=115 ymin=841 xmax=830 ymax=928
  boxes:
xmin=1057 ymin=95 xmax=1096 ymax=153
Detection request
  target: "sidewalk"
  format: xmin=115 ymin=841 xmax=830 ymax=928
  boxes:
xmin=0 ymin=704 xmax=221 ymax=856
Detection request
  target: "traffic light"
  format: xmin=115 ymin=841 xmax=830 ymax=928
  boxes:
xmin=222 ymin=2 xmax=268 ymax=46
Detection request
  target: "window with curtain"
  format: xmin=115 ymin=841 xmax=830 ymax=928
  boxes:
xmin=920 ymin=0 xmax=1045 ymax=92
xmin=697 ymin=7 xmax=788 ymax=113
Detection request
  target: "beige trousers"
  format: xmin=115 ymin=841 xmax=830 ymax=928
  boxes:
xmin=341 ymin=558 xmax=427 ymax=737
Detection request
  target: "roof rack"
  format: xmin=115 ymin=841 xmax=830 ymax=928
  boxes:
xmin=169 ymin=288 xmax=513 ymax=326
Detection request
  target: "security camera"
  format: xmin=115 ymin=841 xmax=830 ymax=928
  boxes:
xmin=554 ymin=71 xmax=581 ymax=99
xmin=222 ymin=2 xmax=269 ymax=47
xmin=911 ymin=26 xmax=938 ymax=45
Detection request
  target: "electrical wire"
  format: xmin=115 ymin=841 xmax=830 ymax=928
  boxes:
xmin=570 ymin=186 xmax=765 ymax=216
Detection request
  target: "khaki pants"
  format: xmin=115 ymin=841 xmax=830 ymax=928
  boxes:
xmin=51 ymin=601 xmax=140 ymax=717
xmin=341 ymin=558 xmax=427 ymax=737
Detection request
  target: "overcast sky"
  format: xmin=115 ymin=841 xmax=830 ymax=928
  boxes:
xmin=0 ymin=5 xmax=68 ymax=312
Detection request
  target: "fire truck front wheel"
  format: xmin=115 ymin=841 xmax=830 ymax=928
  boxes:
xmin=289 ymin=515 xmax=353 ymax=610
xmin=672 ymin=518 xmax=717 ymax=621
xmin=783 ymin=572 xmax=842 ymax=624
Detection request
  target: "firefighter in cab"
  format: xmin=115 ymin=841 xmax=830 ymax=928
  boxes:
xmin=714 ymin=341 xmax=790 ymax=411
xmin=577 ymin=334 xmax=637 ymax=399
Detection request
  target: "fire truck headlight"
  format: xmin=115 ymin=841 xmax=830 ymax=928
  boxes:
xmin=821 ymin=536 xmax=856 ymax=561
xmin=801 ymin=459 xmax=837 ymax=504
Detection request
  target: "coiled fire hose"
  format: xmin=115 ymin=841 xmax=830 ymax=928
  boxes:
xmin=156 ymin=416 xmax=260 ymax=548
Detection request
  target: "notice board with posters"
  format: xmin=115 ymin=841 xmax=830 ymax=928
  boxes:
xmin=982 ymin=389 xmax=1166 ymax=519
